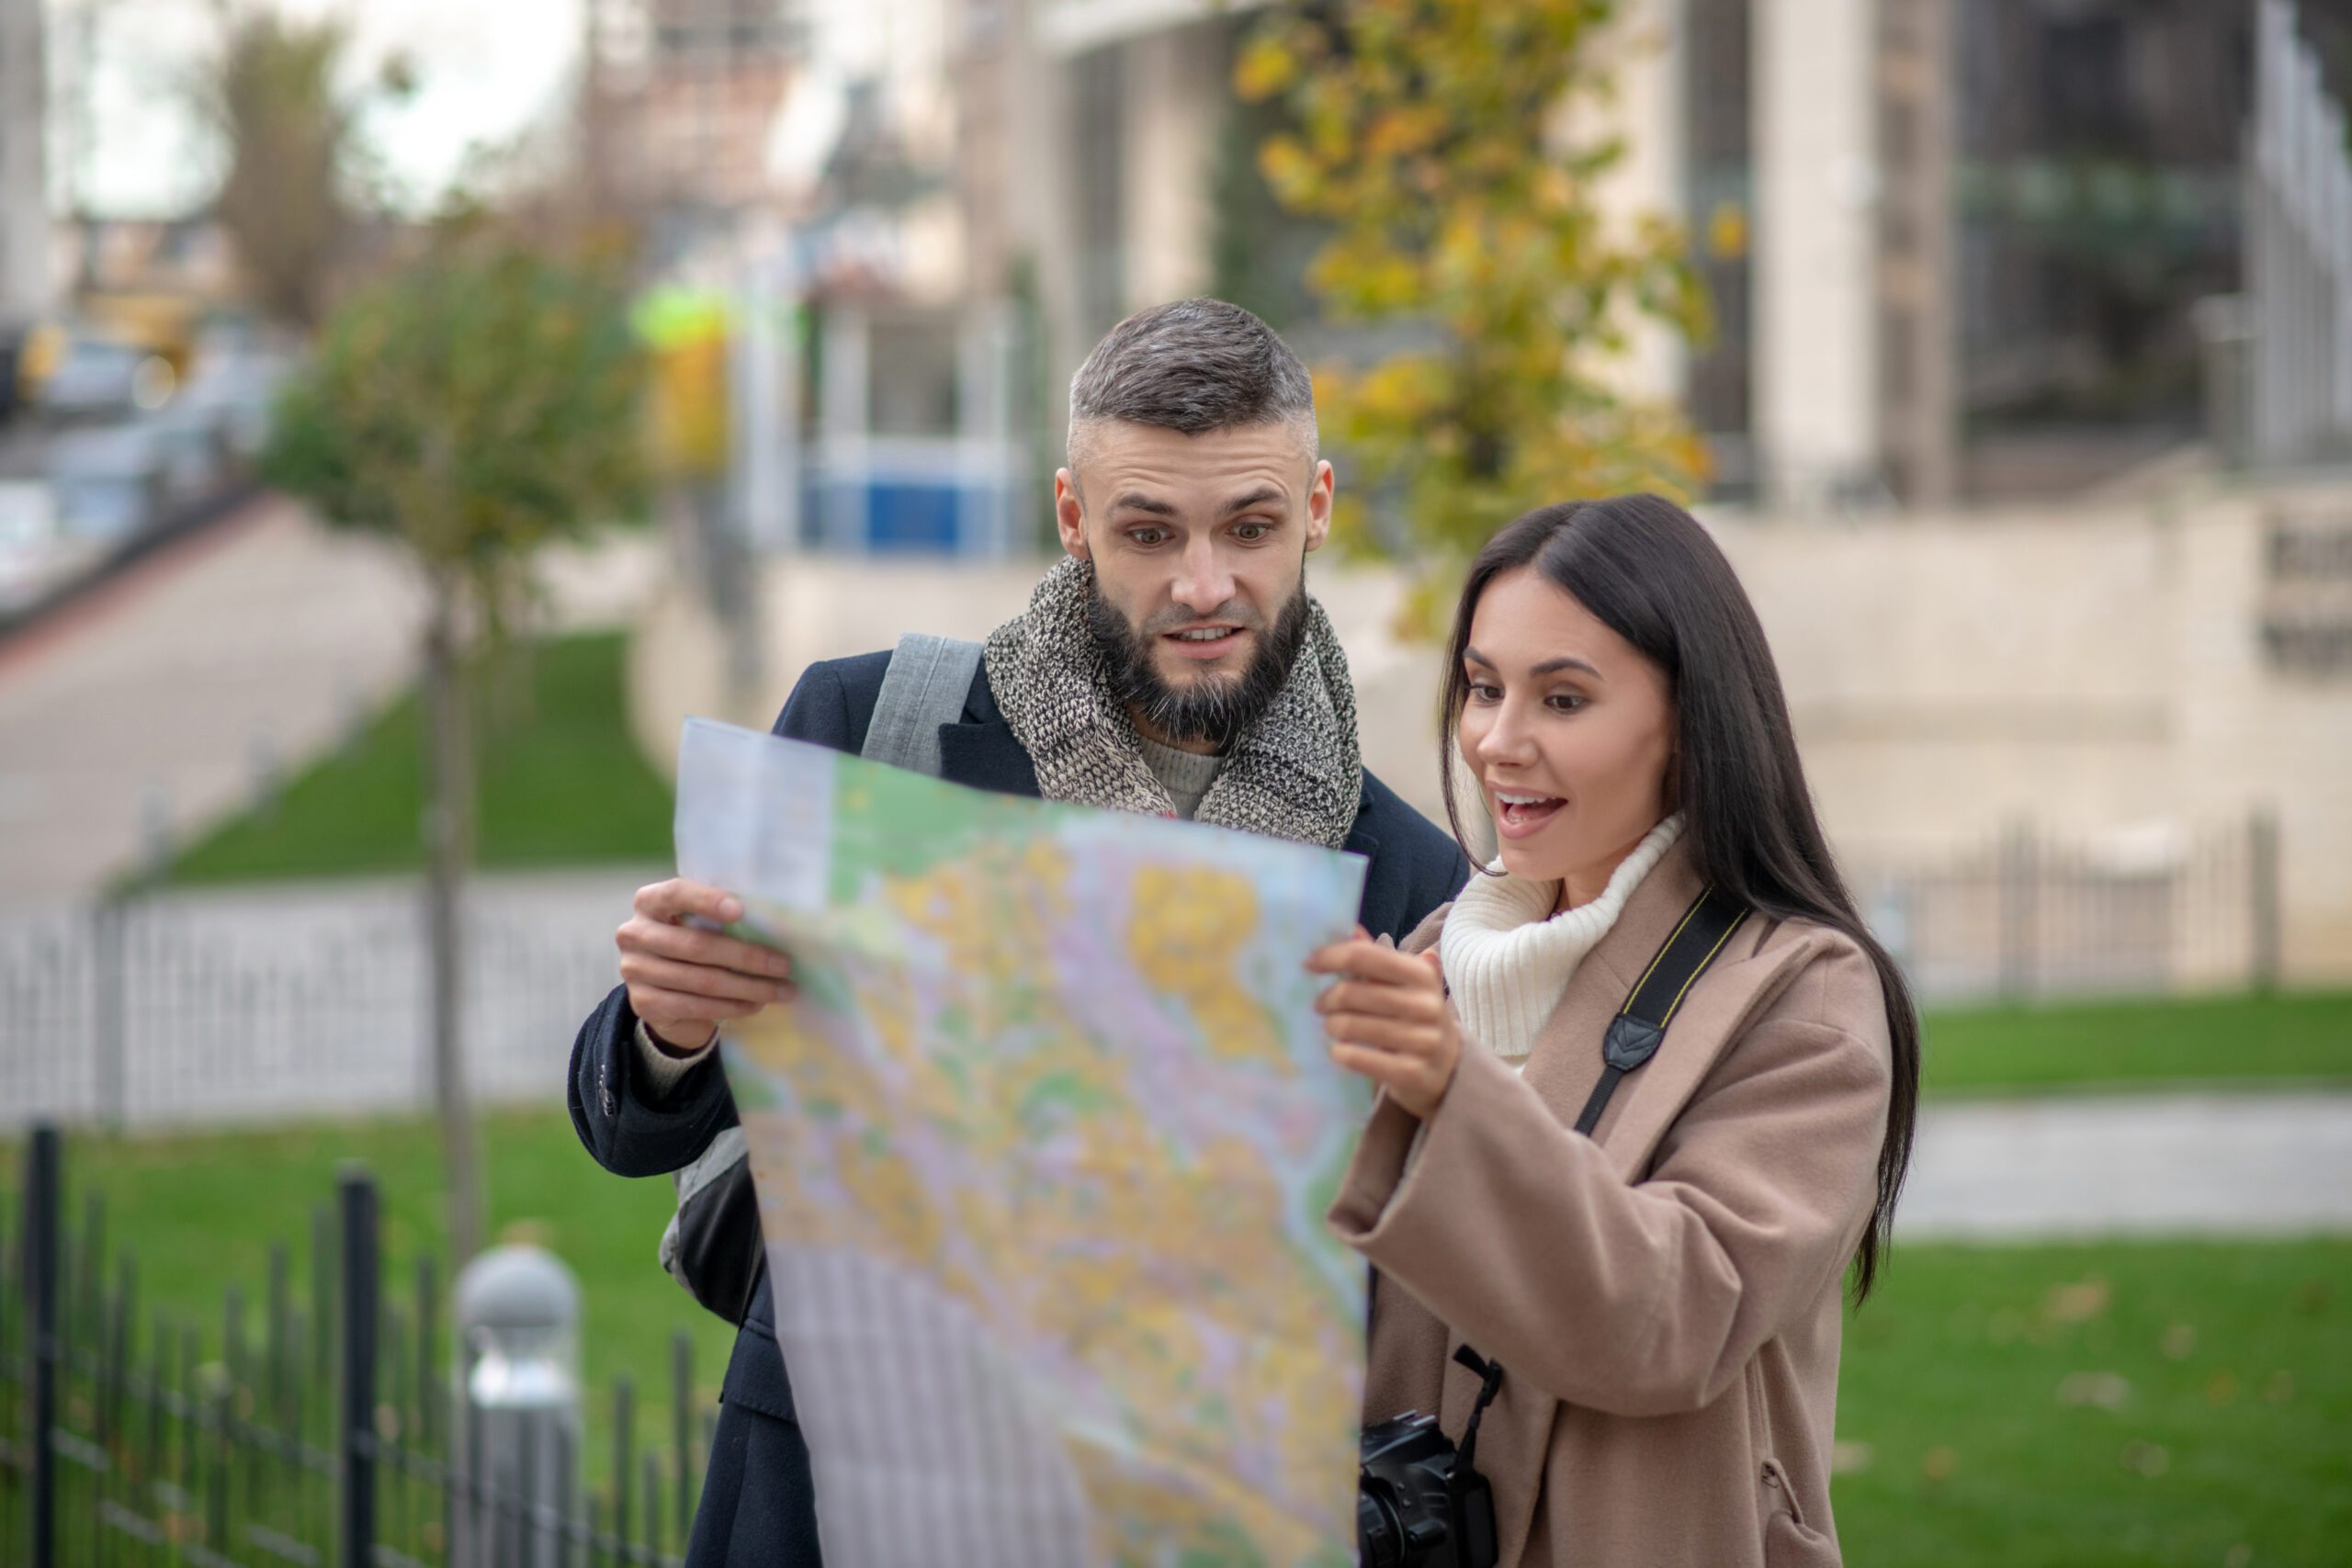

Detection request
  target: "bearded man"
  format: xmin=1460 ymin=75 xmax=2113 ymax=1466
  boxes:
xmin=568 ymin=297 xmax=1469 ymax=1564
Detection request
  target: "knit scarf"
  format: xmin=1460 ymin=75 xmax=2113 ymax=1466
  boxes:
xmin=982 ymin=555 xmax=1363 ymax=850
xmin=1440 ymin=815 xmax=1686 ymax=1063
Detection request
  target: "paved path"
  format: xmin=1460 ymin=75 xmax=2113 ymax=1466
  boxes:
xmin=1898 ymin=1090 xmax=2352 ymax=1239
xmin=0 ymin=499 xmax=662 ymax=900
xmin=0 ymin=497 xmax=426 ymax=898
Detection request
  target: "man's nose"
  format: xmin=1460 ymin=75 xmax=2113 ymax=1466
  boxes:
xmin=1170 ymin=538 xmax=1237 ymax=616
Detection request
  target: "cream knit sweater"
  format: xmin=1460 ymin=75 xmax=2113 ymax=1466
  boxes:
xmin=1439 ymin=815 xmax=1686 ymax=1066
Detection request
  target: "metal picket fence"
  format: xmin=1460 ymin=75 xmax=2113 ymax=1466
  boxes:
xmin=0 ymin=1126 xmax=709 ymax=1568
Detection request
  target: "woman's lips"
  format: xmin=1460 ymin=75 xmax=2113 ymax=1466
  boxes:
xmin=1492 ymin=793 xmax=1566 ymax=840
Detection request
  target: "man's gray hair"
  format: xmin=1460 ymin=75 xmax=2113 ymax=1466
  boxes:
xmin=1067 ymin=299 xmax=1317 ymax=475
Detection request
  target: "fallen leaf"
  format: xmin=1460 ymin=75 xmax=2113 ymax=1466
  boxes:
xmin=2224 ymin=1546 xmax=2253 ymax=1568
xmin=1831 ymin=1440 xmax=1873 ymax=1475
xmin=2042 ymin=1277 xmax=2111 ymax=1324
xmin=2120 ymin=1440 xmax=2170 ymax=1477
xmin=2161 ymin=1323 xmax=2197 ymax=1359
xmin=2263 ymin=1371 xmax=2295 ymax=1404
xmin=2206 ymin=1371 xmax=2240 ymax=1405
xmin=1921 ymin=1446 xmax=1957 ymax=1483
xmin=2057 ymin=1371 xmax=2132 ymax=1409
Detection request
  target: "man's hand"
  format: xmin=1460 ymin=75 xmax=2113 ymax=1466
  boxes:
xmin=1306 ymin=930 xmax=1463 ymax=1120
xmin=616 ymin=879 xmax=796 ymax=1054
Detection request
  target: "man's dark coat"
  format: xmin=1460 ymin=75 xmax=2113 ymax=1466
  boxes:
xmin=568 ymin=649 xmax=1471 ymax=1564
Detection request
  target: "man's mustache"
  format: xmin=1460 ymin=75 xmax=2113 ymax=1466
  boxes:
xmin=1138 ymin=603 xmax=1266 ymax=636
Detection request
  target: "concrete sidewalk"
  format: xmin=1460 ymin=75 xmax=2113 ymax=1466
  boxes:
xmin=1897 ymin=1090 xmax=2352 ymax=1239
xmin=0 ymin=498 xmax=425 ymax=898
xmin=0 ymin=499 xmax=664 ymax=900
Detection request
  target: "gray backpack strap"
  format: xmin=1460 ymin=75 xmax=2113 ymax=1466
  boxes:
xmin=860 ymin=634 xmax=984 ymax=778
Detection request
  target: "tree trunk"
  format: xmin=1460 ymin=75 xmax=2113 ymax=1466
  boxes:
xmin=422 ymin=576 xmax=482 ymax=1264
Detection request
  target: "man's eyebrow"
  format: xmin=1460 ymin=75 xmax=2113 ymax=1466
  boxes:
xmin=1108 ymin=491 xmax=1179 ymax=516
xmin=1219 ymin=484 xmax=1286 ymax=518
xmin=1463 ymin=647 xmax=1603 ymax=679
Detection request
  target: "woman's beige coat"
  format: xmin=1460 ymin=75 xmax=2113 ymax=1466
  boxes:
xmin=1329 ymin=838 xmax=1892 ymax=1568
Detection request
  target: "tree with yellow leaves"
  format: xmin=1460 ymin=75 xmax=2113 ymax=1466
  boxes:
xmin=1235 ymin=0 xmax=1711 ymax=615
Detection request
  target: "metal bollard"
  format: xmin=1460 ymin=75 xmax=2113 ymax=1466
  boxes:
xmin=454 ymin=1246 xmax=582 ymax=1568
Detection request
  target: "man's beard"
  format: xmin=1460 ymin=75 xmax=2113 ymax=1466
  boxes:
xmin=1088 ymin=576 xmax=1312 ymax=750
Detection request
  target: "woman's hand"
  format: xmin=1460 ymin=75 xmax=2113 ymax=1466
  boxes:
xmin=1306 ymin=930 xmax=1463 ymax=1120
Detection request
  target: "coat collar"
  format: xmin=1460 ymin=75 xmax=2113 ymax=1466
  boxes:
xmin=935 ymin=663 xmax=1043 ymax=797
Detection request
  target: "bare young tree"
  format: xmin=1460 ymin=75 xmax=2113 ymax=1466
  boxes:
xmin=263 ymin=228 xmax=649 ymax=1261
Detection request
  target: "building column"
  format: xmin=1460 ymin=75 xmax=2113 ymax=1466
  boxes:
xmin=1587 ymin=0 xmax=1690 ymax=408
xmin=1754 ymin=0 xmax=1882 ymax=513
xmin=1121 ymin=21 xmax=1221 ymax=311
xmin=0 ymin=0 xmax=52 ymax=320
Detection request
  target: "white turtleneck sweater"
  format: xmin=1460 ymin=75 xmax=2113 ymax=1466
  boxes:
xmin=1439 ymin=815 xmax=1685 ymax=1068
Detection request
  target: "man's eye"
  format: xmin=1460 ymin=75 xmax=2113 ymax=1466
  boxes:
xmin=1128 ymin=528 xmax=1169 ymax=547
xmin=1233 ymin=522 xmax=1271 ymax=542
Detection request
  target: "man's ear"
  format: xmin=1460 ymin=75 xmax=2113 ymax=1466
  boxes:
xmin=1304 ymin=459 xmax=1336 ymax=554
xmin=1055 ymin=469 xmax=1090 ymax=559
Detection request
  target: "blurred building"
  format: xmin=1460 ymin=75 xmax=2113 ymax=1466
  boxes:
xmin=1012 ymin=0 xmax=2352 ymax=513
xmin=611 ymin=0 xmax=2352 ymax=986
xmin=580 ymin=0 xmax=803 ymax=240
xmin=0 ymin=0 xmax=51 ymax=326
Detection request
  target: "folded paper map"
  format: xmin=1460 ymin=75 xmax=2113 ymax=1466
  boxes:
xmin=675 ymin=717 xmax=1369 ymax=1568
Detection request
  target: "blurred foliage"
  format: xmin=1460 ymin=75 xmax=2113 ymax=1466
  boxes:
xmin=197 ymin=6 xmax=416 ymax=330
xmin=1236 ymin=0 xmax=1712 ymax=623
xmin=263 ymin=231 xmax=648 ymax=573
xmin=262 ymin=229 xmax=646 ymax=1260
xmin=201 ymin=8 xmax=350 ymax=330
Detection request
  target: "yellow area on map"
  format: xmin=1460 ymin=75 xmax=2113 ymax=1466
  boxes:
xmin=1126 ymin=866 xmax=1289 ymax=1071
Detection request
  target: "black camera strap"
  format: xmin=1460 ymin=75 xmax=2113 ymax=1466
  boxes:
xmin=1571 ymin=886 xmax=1749 ymax=1137
xmin=1445 ymin=888 xmax=1744 ymax=1450
xmin=1451 ymin=1344 xmax=1506 ymax=1472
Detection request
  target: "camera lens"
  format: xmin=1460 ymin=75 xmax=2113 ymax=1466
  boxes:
xmin=1358 ymin=1489 xmax=1404 ymax=1568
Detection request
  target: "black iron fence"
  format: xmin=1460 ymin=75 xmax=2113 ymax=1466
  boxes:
xmin=0 ymin=1126 xmax=708 ymax=1567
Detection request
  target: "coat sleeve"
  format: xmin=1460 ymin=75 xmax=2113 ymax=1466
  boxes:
xmin=1329 ymin=939 xmax=1891 ymax=1418
xmin=565 ymin=659 xmax=864 ymax=1177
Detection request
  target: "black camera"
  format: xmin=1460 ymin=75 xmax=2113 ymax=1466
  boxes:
xmin=1355 ymin=1348 xmax=1502 ymax=1568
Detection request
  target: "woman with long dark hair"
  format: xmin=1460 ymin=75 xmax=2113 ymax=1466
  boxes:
xmin=1308 ymin=494 xmax=1919 ymax=1567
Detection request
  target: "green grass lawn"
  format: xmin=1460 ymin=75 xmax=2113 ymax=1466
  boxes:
xmin=36 ymin=1113 xmax=2352 ymax=1566
xmin=1838 ymin=1239 xmax=2351 ymax=1567
xmin=1922 ymin=989 xmax=2352 ymax=1097
xmin=62 ymin=1110 xmax=738 ymax=1432
xmin=161 ymin=630 xmax=675 ymax=885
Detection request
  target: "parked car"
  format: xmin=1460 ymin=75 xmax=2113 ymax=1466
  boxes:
xmin=47 ymin=423 xmax=169 ymax=543
xmin=38 ymin=335 xmax=178 ymax=423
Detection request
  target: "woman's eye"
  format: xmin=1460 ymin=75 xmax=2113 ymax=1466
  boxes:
xmin=1547 ymin=693 xmax=1588 ymax=713
xmin=1466 ymin=682 xmax=1501 ymax=703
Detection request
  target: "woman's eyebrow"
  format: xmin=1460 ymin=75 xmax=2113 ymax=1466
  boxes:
xmin=1463 ymin=647 xmax=1602 ymax=680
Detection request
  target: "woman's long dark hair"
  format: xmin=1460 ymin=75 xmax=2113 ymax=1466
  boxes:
xmin=1438 ymin=495 xmax=1920 ymax=1302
